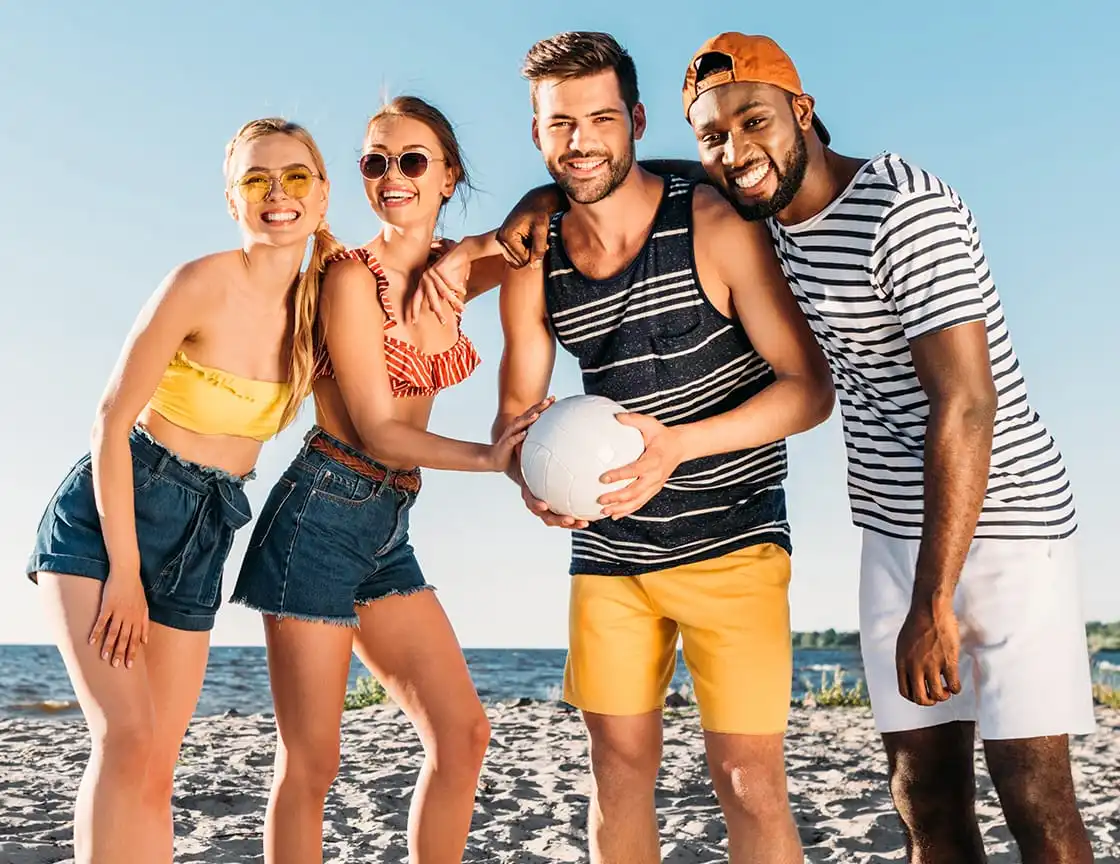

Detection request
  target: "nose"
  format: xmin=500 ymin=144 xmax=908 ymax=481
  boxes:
xmin=264 ymin=176 xmax=288 ymax=201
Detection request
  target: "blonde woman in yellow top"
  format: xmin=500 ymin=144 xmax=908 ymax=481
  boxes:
xmin=26 ymin=118 xmax=338 ymax=864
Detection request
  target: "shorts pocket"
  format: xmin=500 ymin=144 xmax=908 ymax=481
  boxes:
xmin=311 ymin=466 xmax=377 ymax=507
xmin=252 ymin=478 xmax=297 ymax=550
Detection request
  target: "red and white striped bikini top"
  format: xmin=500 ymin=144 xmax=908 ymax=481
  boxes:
xmin=316 ymin=248 xmax=480 ymax=398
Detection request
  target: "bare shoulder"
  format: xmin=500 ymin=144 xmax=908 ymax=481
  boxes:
xmin=690 ymin=184 xmax=770 ymax=244
xmin=322 ymin=256 xmax=379 ymax=292
xmin=140 ymin=250 xmax=244 ymax=325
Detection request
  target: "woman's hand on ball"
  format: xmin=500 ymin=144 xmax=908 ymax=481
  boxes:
xmin=520 ymin=483 xmax=590 ymax=529
xmin=488 ymin=397 xmax=555 ymax=472
xmin=597 ymin=413 xmax=684 ymax=519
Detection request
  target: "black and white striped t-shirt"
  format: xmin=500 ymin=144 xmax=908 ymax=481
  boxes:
xmin=545 ymin=176 xmax=790 ymax=576
xmin=770 ymin=152 xmax=1075 ymax=540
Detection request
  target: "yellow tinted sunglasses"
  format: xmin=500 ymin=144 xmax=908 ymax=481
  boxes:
xmin=233 ymin=166 xmax=320 ymax=203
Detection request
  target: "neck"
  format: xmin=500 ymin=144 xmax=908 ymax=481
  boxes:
xmin=776 ymin=143 xmax=866 ymax=227
xmin=240 ymin=240 xmax=307 ymax=300
xmin=371 ymin=218 xmax=438 ymax=278
xmin=565 ymin=164 xmax=663 ymax=251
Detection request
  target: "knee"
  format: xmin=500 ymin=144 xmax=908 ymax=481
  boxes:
xmin=91 ymin=713 xmax=156 ymax=777
xmin=278 ymin=736 xmax=341 ymax=799
xmin=587 ymin=726 xmax=661 ymax=790
xmin=890 ymin=758 xmax=973 ymax=831
xmin=711 ymin=756 xmax=789 ymax=821
xmin=429 ymin=709 xmax=491 ymax=776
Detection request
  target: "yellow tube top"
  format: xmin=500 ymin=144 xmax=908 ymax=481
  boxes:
xmin=148 ymin=351 xmax=293 ymax=442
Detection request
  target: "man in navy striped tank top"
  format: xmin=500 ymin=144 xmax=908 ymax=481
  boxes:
xmin=492 ymin=32 xmax=834 ymax=864
xmin=499 ymin=31 xmax=1097 ymax=864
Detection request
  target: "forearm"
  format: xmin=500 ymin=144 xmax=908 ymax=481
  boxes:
xmin=674 ymin=373 xmax=834 ymax=461
xmin=912 ymin=400 xmax=996 ymax=607
xmin=491 ymin=410 xmax=526 ymax=485
xmin=90 ymin=418 xmax=140 ymax=573
xmin=355 ymin=417 xmax=491 ymax=472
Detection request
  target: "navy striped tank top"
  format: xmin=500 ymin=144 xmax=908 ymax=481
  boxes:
xmin=544 ymin=175 xmax=791 ymax=577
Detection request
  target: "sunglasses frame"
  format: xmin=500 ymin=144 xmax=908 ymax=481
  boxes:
xmin=233 ymin=166 xmax=321 ymax=203
xmin=357 ymin=150 xmax=446 ymax=181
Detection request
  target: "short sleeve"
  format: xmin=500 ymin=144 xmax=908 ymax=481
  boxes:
xmin=871 ymin=190 xmax=988 ymax=341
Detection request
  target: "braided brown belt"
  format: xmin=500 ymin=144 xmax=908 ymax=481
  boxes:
xmin=309 ymin=436 xmax=422 ymax=494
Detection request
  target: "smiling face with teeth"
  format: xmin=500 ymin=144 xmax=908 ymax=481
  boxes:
xmin=225 ymin=133 xmax=328 ymax=248
xmin=532 ymin=69 xmax=646 ymax=205
xmin=688 ymin=81 xmax=813 ymax=222
xmin=361 ymin=115 xmax=458 ymax=230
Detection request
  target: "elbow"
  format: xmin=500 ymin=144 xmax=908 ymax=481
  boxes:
xmin=90 ymin=403 xmax=131 ymax=450
xmin=805 ymin=360 xmax=837 ymax=427
xmin=932 ymin=382 xmax=998 ymax=436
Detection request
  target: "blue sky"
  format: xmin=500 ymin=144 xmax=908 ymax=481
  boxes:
xmin=1 ymin=1 xmax=1117 ymax=647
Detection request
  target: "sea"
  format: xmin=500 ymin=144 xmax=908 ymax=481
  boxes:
xmin=3 ymin=645 xmax=1118 ymax=720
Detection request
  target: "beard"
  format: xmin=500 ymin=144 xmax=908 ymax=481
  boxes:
xmin=730 ymin=125 xmax=808 ymax=221
xmin=547 ymin=141 xmax=635 ymax=205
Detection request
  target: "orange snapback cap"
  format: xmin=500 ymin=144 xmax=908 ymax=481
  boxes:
xmin=681 ymin=32 xmax=830 ymax=145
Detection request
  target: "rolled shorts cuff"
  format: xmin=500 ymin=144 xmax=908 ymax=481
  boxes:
xmin=27 ymin=553 xmax=110 ymax=584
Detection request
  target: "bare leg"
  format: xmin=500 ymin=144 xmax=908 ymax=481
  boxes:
xmin=582 ymin=710 xmax=663 ymax=864
xmin=984 ymin=736 xmax=1092 ymax=864
xmin=38 ymin=573 xmax=209 ymax=864
xmin=882 ymin=722 xmax=987 ymax=864
xmin=261 ymin=617 xmax=354 ymax=864
xmin=352 ymin=591 xmax=490 ymax=864
xmin=704 ymin=731 xmax=801 ymax=863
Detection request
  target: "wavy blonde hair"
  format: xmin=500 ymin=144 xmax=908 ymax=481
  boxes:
xmin=224 ymin=118 xmax=343 ymax=429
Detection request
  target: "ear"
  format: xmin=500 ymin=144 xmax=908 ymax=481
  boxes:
xmin=631 ymin=102 xmax=647 ymax=141
xmin=440 ymin=164 xmax=458 ymax=200
xmin=225 ymin=188 xmax=239 ymax=222
xmin=791 ymin=93 xmax=816 ymax=135
xmin=319 ymin=177 xmax=331 ymax=219
xmin=531 ymin=115 xmax=542 ymax=152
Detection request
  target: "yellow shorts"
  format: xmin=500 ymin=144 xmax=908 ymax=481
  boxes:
xmin=563 ymin=543 xmax=792 ymax=735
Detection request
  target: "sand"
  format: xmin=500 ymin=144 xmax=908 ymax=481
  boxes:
xmin=1 ymin=704 xmax=1117 ymax=863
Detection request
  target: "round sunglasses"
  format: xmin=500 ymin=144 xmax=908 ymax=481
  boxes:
xmin=233 ymin=166 xmax=319 ymax=203
xmin=358 ymin=151 xmax=444 ymax=181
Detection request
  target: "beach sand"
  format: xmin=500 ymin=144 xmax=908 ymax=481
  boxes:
xmin=1 ymin=703 xmax=1117 ymax=863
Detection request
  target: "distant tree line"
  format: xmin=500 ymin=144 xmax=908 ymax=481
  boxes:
xmin=1087 ymin=621 xmax=1120 ymax=653
xmin=793 ymin=621 xmax=1120 ymax=653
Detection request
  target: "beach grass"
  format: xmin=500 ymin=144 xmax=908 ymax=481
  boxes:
xmin=343 ymin=676 xmax=390 ymax=710
xmin=800 ymin=669 xmax=871 ymax=707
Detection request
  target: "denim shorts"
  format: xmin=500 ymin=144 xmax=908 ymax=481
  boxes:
xmin=26 ymin=426 xmax=253 ymax=632
xmin=231 ymin=427 xmax=428 ymax=626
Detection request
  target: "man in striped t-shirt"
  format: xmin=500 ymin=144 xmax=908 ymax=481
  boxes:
xmin=671 ymin=32 xmax=1095 ymax=864
xmin=490 ymin=31 xmax=834 ymax=864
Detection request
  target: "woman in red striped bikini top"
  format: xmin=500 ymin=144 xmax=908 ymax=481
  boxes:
xmin=262 ymin=96 xmax=550 ymax=864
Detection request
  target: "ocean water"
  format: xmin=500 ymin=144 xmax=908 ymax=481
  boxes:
xmin=0 ymin=644 xmax=868 ymax=719
xmin=5 ymin=645 xmax=1116 ymax=720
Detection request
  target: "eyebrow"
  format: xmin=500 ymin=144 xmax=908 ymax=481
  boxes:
xmin=695 ymin=100 xmax=770 ymax=135
xmin=546 ymin=107 xmax=624 ymax=121
xmin=364 ymin=144 xmax=434 ymax=153
xmin=242 ymin=162 xmax=311 ymax=173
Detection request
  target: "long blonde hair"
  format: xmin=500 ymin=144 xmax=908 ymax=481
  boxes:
xmin=224 ymin=118 xmax=343 ymax=429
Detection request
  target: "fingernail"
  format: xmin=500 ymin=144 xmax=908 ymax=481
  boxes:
xmin=112 ymin=658 xmax=120 ymax=667
xmin=101 ymin=652 xmax=109 ymax=660
xmin=126 ymin=660 xmax=133 ymax=669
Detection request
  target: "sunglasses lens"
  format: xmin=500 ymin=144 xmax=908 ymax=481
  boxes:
xmin=237 ymin=174 xmax=271 ymax=203
xmin=399 ymin=152 xmax=429 ymax=178
xmin=280 ymin=168 xmax=314 ymax=199
xmin=359 ymin=153 xmax=388 ymax=180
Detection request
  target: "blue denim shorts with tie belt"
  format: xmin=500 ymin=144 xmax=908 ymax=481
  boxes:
xmin=26 ymin=426 xmax=253 ymax=632
xmin=232 ymin=426 xmax=428 ymax=626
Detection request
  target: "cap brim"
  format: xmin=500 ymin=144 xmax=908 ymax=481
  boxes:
xmin=812 ymin=114 xmax=831 ymax=147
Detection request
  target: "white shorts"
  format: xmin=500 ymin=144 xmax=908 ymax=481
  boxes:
xmin=858 ymin=530 xmax=1096 ymax=740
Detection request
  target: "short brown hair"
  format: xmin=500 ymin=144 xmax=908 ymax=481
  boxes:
xmin=521 ymin=32 xmax=639 ymax=113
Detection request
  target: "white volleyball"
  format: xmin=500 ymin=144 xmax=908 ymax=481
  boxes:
xmin=519 ymin=395 xmax=646 ymax=522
